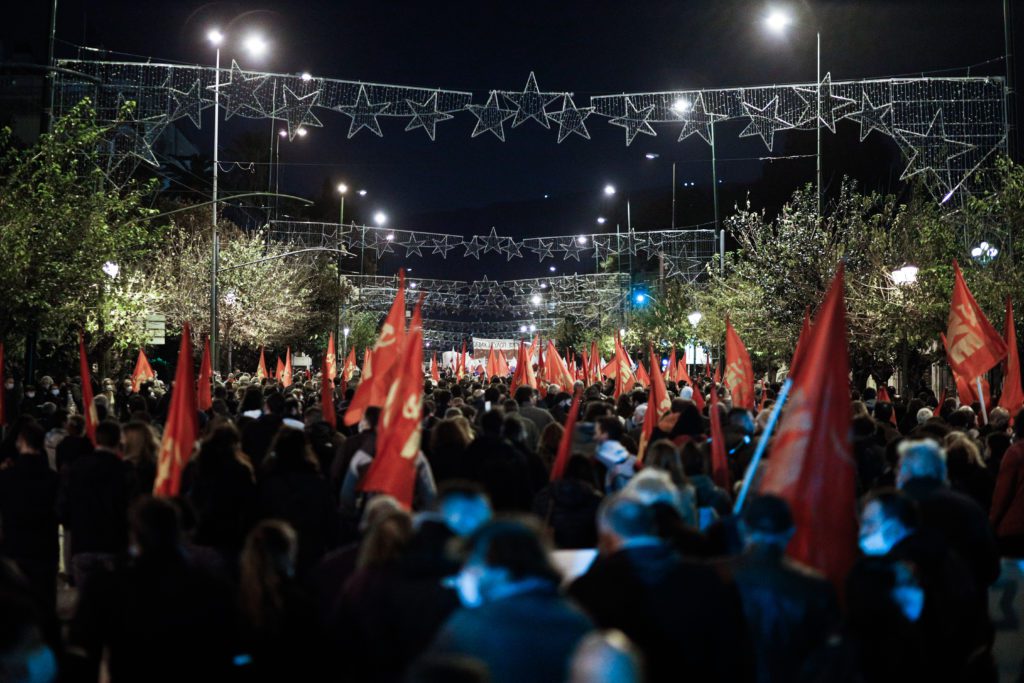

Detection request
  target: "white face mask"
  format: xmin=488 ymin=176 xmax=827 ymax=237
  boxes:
xmin=892 ymin=585 xmax=925 ymax=622
xmin=859 ymin=520 xmax=898 ymax=556
xmin=25 ymin=391 xmax=35 ymax=398
xmin=51 ymin=389 xmax=60 ymax=396
xmin=454 ymin=568 xmax=483 ymax=608
xmin=5 ymin=382 xmax=14 ymax=390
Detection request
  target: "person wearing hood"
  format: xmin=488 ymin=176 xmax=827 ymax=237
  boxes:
xmin=594 ymin=416 xmax=636 ymax=494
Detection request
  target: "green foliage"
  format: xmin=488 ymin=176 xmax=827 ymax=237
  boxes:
xmin=340 ymin=310 xmax=382 ymax=359
xmin=0 ymin=99 xmax=158 ymax=343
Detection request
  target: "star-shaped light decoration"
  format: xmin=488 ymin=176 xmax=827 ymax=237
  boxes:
xmin=560 ymin=237 xmax=588 ymax=261
xmin=896 ymin=109 xmax=975 ymax=190
xmin=431 ymin=237 xmax=456 ymax=257
xmin=207 ymin=60 xmax=271 ymax=120
xmin=502 ymin=72 xmax=561 ymax=129
xmin=368 ymin=231 xmax=396 ymax=256
xmin=167 ymin=79 xmax=207 ymax=128
xmin=277 ymin=85 xmax=323 ymax=140
xmin=792 ymin=74 xmax=856 ymax=133
xmin=675 ymin=93 xmax=726 ymax=145
xmin=504 ymin=239 xmax=523 ymax=261
xmin=549 ymin=94 xmax=595 ymax=143
xmin=466 ymin=91 xmax=516 ymax=141
xmin=739 ymin=97 xmax=793 ymax=151
xmin=528 ymin=239 xmax=555 ymax=262
xmin=404 ymin=92 xmax=454 ymax=141
xmin=335 ymin=85 xmax=390 ymax=138
xmin=401 ymin=235 xmax=428 ymax=257
xmin=462 ymin=236 xmax=485 ymax=259
xmin=849 ymin=91 xmax=893 ymax=142
xmin=609 ymin=97 xmax=657 ymax=147
xmin=480 ymin=227 xmax=504 ymax=255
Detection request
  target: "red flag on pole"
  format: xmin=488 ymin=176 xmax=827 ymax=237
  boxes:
xmin=321 ymin=356 xmax=337 ymax=429
xmin=131 ymin=348 xmax=156 ymax=392
xmin=999 ymin=297 xmax=1024 ymax=413
xmin=677 ymin=350 xmax=693 ymax=387
xmin=197 ymin=336 xmax=213 ymax=412
xmin=724 ymin=318 xmax=755 ymax=410
xmin=875 ymin=383 xmax=897 ymax=426
xmin=790 ymin=306 xmax=812 ymax=378
xmin=431 ymin=351 xmax=440 ymax=382
xmin=359 ymin=296 xmax=425 ymax=508
xmin=665 ymin=349 xmax=677 ymax=383
xmin=275 ymin=357 xmax=284 ymax=380
xmin=256 ymin=346 xmax=269 ymax=381
xmin=550 ymin=389 xmax=582 ymax=482
xmin=78 ymin=333 xmax=97 ymax=445
xmin=456 ymin=341 xmax=466 ymax=380
xmin=635 ymin=361 xmax=650 ymax=389
xmin=154 ymin=322 xmax=199 ymax=497
xmin=342 ymin=348 xmax=357 ymax=383
xmin=326 ymin=332 xmax=337 ymax=380
xmin=282 ymin=347 xmax=293 ymax=388
xmin=946 ymin=260 xmax=1007 ymax=381
xmin=941 ymin=332 xmax=993 ymax=408
xmin=345 ymin=270 xmax=407 ymax=426
xmin=613 ymin=335 xmax=636 ymax=399
xmin=639 ymin=347 xmax=671 ymax=462
xmin=759 ymin=264 xmax=856 ymax=587
xmin=708 ymin=373 xmax=731 ymax=490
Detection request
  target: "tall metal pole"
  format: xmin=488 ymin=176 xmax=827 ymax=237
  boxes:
xmin=46 ymin=0 xmax=58 ymax=133
xmin=1005 ymin=0 xmax=1017 ymax=161
xmin=711 ymin=122 xmax=720 ymax=230
xmin=816 ymin=31 xmax=822 ymax=222
xmin=671 ymin=162 xmax=676 ymax=228
xmin=211 ymin=47 xmax=220 ymax=373
xmin=337 ymin=194 xmax=345 ymax=363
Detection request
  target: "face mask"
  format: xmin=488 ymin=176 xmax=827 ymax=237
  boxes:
xmin=26 ymin=392 xmax=35 ymax=398
xmin=454 ymin=569 xmax=483 ymax=608
xmin=23 ymin=645 xmax=58 ymax=683
xmin=892 ymin=585 xmax=925 ymax=622
xmin=51 ymin=389 xmax=60 ymax=396
xmin=859 ymin=522 xmax=894 ymax=556
xmin=5 ymin=382 xmax=14 ymax=390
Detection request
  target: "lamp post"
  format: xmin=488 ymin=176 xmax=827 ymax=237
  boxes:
xmin=890 ymin=265 xmax=918 ymax=396
xmin=208 ymin=28 xmax=268 ymax=373
xmin=687 ymin=311 xmax=703 ymax=377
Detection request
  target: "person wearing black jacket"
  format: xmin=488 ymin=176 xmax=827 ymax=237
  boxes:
xmin=241 ymin=391 xmax=286 ymax=469
xmin=58 ymin=420 xmax=134 ymax=588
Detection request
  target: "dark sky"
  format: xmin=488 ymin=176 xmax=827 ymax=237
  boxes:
xmin=3 ymin=0 xmax=1019 ymax=282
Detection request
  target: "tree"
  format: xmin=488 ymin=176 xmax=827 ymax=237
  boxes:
xmin=0 ymin=99 xmax=157 ymax=367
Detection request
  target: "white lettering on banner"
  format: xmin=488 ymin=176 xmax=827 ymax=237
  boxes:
xmin=948 ymin=305 xmax=985 ymax=365
xmin=472 ymin=338 xmax=518 ymax=353
xmin=376 ymin=323 xmax=397 ymax=350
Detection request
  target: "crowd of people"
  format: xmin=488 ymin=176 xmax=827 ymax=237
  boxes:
xmin=0 ymin=363 xmax=1021 ymax=682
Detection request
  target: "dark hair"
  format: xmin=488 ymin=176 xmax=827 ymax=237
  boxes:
xmin=239 ymin=385 xmax=263 ymax=413
xmin=430 ymin=419 xmax=473 ymax=456
xmin=875 ymin=402 xmax=894 ymax=423
xmin=438 ymin=479 xmax=488 ymax=501
xmin=464 ymin=517 xmax=560 ymax=583
xmin=267 ymin=427 xmax=317 ymax=473
xmin=363 ymin=406 xmax=382 ymax=430
xmin=130 ymin=496 xmax=182 ymax=559
xmin=264 ymin=392 xmax=286 ymax=416
xmin=66 ymin=413 xmax=86 ymax=437
xmin=673 ymin=402 xmax=704 ymax=438
xmin=742 ymin=494 xmax=794 ymax=534
xmin=239 ymin=520 xmax=298 ymax=631
xmin=16 ymin=420 xmax=46 ymax=453
xmin=480 ymin=407 xmax=505 ymax=435
xmin=596 ymin=415 xmax=624 ymax=441
xmin=95 ymin=420 xmax=122 ymax=449
xmin=564 ymin=454 xmax=598 ymax=487
xmin=681 ymin=441 xmax=709 ymax=476
xmin=645 ymin=440 xmax=687 ymax=488
xmin=514 ymin=386 xmax=535 ymax=403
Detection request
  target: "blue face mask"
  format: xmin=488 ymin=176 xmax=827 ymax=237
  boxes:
xmin=24 ymin=645 xmax=58 ymax=683
xmin=859 ymin=520 xmax=900 ymax=556
xmin=453 ymin=568 xmax=483 ymax=608
xmin=892 ymin=585 xmax=925 ymax=622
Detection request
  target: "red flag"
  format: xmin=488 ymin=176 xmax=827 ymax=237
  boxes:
xmin=692 ymin=376 xmax=706 ymax=414
xmin=613 ymin=335 xmax=636 ymax=399
xmin=708 ymin=373 xmax=730 ymax=490
xmin=345 ymin=270 xmax=407 ymax=426
xmin=282 ymin=347 xmax=293 ymax=388
xmin=946 ymin=260 xmax=1007 ymax=380
xmin=666 ymin=349 xmax=677 ymax=383
xmin=359 ymin=296 xmax=425 ymax=508
xmin=256 ymin=346 xmax=269 ymax=381
xmin=510 ymin=341 xmax=531 ymax=394
xmin=326 ymin=332 xmax=337 ymax=380
xmin=496 ymin=347 xmax=510 ymax=377
xmin=759 ymin=264 xmax=856 ymax=587
xmin=131 ymin=348 xmax=156 ymax=392
xmin=999 ymin=297 xmax=1024 ymax=412
xmin=724 ymin=318 xmax=755 ymax=410
xmin=937 ymin=386 xmax=946 ymax=408
xmin=639 ymin=348 xmax=671 ymax=462
xmin=790 ymin=306 xmax=812 ymax=378
xmin=431 ymin=351 xmax=440 ymax=382
xmin=197 ymin=336 xmax=213 ymax=412
xmin=78 ymin=333 xmax=97 ymax=445
xmin=677 ymin=350 xmax=693 ymax=387
xmin=321 ymin=356 xmax=337 ymax=429
xmin=275 ymin=357 xmax=284 ymax=380
xmin=0 ymin=342 xmax=5 ymax=427
xmin=875 ymin=383 xmax=897 ymax=426
xmin=941 ymin=332 xmax=992 ymax=408
xmin=342 ymin=348 xmax=357 ymax=383
xmin=550 ymin=390 xmax=582 ymax=481
xmin=635 ymin=361 xmax=650 ymax=389
xmin=154 ymin=322 xmax=199 ymax=497
xmin=486 ymin=346 xmax=498 ymax=379
xmin=456 ymin=341 xmax=467 ymax=380
xmin=545 ymin=341 xmax=575 ymax=391
xmin=537 ymin=341 xmax=547 ymax=384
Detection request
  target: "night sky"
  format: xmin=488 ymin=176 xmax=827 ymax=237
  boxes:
xmin=3 ymin=0 xmax=1019 ymax=283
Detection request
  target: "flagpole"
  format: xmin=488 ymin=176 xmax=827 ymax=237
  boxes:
xmin=976 ymin=377 xmax=989 ymax=424
xmin=734 ymin=377 xmax=793 ymax=514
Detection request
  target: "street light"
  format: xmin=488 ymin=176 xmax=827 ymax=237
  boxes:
xmin=342 ymin=326 xmax=350 ymax=363
xmin=687 ymin=311 xmax=703 ymax=327
xmin=764 ymin=7 xmax=793 ymax=34
xmin=102 ymin=261 xmax=120 ymax=279
xmin=296 ymin=127 xmax=308 ymax=137
xmin=597 ymin=217 xmax=607 ymax=224
xmin=549 ymin=265 xmax=556 ymax=272
xmin=358 ymin=189 xmax=367 ymax=196
xmin=531 ymin=294 xmax=542 ymax=306
xmin=604 ymin=184 xmax=616 ymax=196
xmin=671 ymin=98 xmax=691 ymax=113
xmin=970 ymin=242 xmax=999 ymax=263
xmin=890 ymin=264 xmax=920 ymax=285
xmin=890 ymin=264 xmax=918 ymax=396
xmin=300 ymin=72 xmax=312 ymax=81
xmin=242 ymin=34 xmax=269 ymax=57
xmin=374 ymin=212 xmax=387 ymax=226
xmin=529 ymin=324 xmax=537 ymax=333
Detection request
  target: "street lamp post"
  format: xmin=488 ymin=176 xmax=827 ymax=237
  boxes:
xmin=336 ymin=183 xmax=348 ymax=362
xmin=890 ymin=265 xmax=919 ymax=396
xmin=687 ymin=311 xmax=703 ymax=378
xmin=209 ymin=29 xmax=222 ymax=373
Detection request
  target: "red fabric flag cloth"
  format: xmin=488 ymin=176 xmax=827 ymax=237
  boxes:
xmin=790 ymin=306 xmax=812 ymax=379
xmin=321 ymin=357 xmax=337 ymax=429
xmin=154 ymin=322 xmax=199 ymax=497
xmin=537 ymin=342 xmax=547 ymax=384
xmin=708 ymin=375 xmax=731 ymax=490
xmin=724 ymin=318 xmax=755 ymax=410
xmin=345 ymin=270 xmax=407 ymax=426
xmin=635 ymin=361 xmax=650 ymax=389
xmin=550 ymin=389 xmax=583 ymax=481
xmin=0 ymin=342 xmax=5 ymax=426
xmin=875 ymin=384 xmax=897 ymax=426
xmin=431 ymin=351 xmax=440 ymax=382
xmin=639 ymin=348 xmax=672 ymax=462
xmin=544 ymin=341 xmax=574 ymax=391
xmin=131 ymin=348 xmax=156 ymax=392
xmin=197 ymin=336 xmax=213 ymax=412
xmin=497 ymin=347 xmax=510 ymax=376
xmin=941 ymin=332 xmax=993 ymax=409
xmin=359 ymin=297 xmax=425 ymax=508
xmin=613 ymin=336 xmax=636 ymax=399
xmin=946 ymin=259 xmax=1007 ymax=380
xmin=677 ymin=350 xmax=693 ymax=387
xmin=456 ymin=341 xmax=467 ymax=379
xmin=510 ymin=341 xmax=528 ymax=394
xmin=759 ymin=264 xmax=856 ymax=588
xmin=666 ymin=348 xmax=677 ymax=383
xmin=999 ymin=297 xmax=1024 ymax=413
xmin=275 ymin=357 xmax=284 ymax=380
xmin=326 ymin=332 xmax=337 ymax=380
xmin=78 ymin=333 xmax=97 ymax=445
xmin=937 ymin=386 xmax=947 ymax=408
xmin=486 ymin=346 xmax=499 ymax=379
xmin=282 ymin=347 xmax=293 ymax=388
xmin=342 ymin=348 xmax=357 ymax=383
xmin=692 ymin=379 xmax=707 ymax=415
xmin=256 ymin=346 xmax=269 ymax=381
